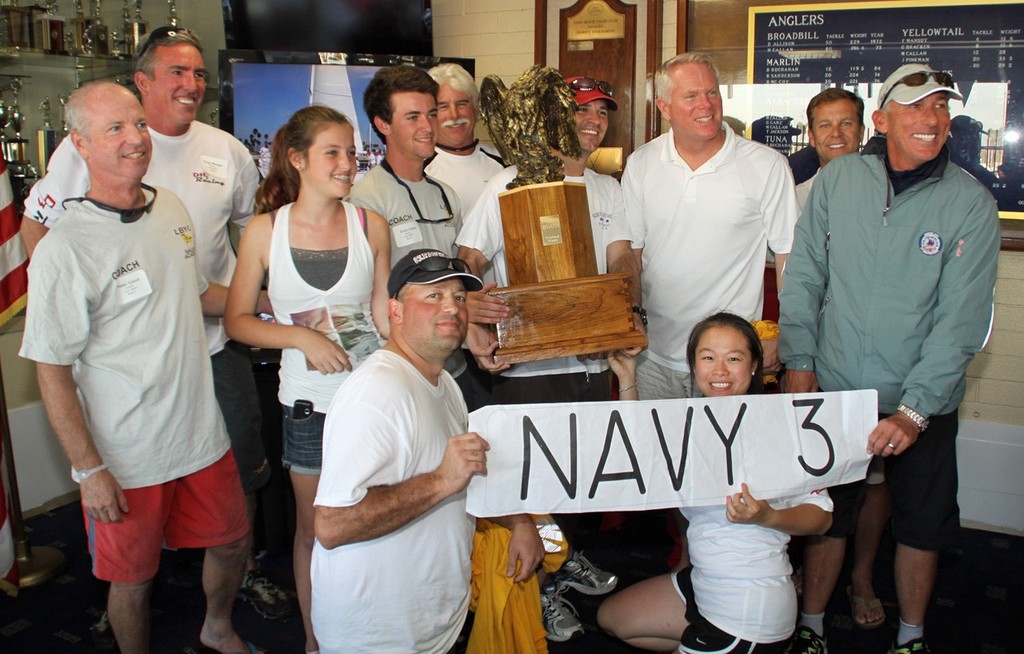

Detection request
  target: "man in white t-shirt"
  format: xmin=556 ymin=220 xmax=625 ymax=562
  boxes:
xmin=19 ymin=80 xmax=258 ymax=654
xmin=311 ymin=249 xmax=544 ymax=653
xmin=621 ymin=53 xmax=799 ymax=400
xmin=18 ymin=26 xmax=286 ymax=619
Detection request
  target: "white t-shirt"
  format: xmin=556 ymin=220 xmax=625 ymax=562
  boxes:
xmin=456 ymin=165 xmax=632 ymax=378
xmin=23 ymin=121 xmax=260 ymax=356
xmin=312 ymin=349 xmax=474 ymax=654
xmin=268 ymin=202 xmax=382 ymax=412
xmin=20 ymin=187 xmax=229 ymax=489
xmin=622 ymin=127 xmax=798 ymax=372
xmin=425 ymin=144 xmax=505 ymax=215
xmin=682 ymin=489 xmax=832 ymax=643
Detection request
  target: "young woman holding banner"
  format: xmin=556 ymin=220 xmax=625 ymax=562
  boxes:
xmin=597 ymin=312 xmax=832 ymax=654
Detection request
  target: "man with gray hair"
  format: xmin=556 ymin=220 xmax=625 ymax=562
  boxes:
xmin=620 ymin=52 xmax=799 ymax=402
xmin=18 ymin=26 xmax=287 ymax=621
xmin=425 ymin=62 xmax=505 ymax=213
xmin=780 ymin=64 xmax=999 ymax=654
xmin=20 ymin=80 xmax=260 ymax=654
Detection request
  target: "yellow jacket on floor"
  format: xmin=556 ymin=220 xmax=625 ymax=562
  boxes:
xmin=468 ymin=516 xmax=568 ymax=654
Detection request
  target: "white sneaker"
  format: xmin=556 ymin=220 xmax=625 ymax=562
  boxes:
xmin=556 ymin=550 xmax=618 ymax=596
xmin=540 ymin=582 xmax=584 ymax=642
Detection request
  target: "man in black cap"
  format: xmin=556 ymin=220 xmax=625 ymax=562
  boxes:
xmin=781 ymin=63 xmax=1000 ymax=654
xmin=311 ymin=249 xmax=544 ymax=653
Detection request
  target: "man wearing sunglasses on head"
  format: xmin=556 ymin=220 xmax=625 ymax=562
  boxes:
xmin=18 ymin=26 xmax=288 ymax=623
xmin=780 ymin=64 xmax=1000 ymax=654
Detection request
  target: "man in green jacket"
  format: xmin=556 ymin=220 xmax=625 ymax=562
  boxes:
xmin=779 ymin=64 xmax=1000 ymax=654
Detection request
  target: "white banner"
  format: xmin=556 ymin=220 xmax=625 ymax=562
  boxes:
xmin=466 ymin=390 xmax=877 ymax=517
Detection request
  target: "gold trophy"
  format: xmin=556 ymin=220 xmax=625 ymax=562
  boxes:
xmin=478 ymin=66 xmax=645 ymax=364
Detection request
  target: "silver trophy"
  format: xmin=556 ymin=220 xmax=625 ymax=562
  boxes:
xmin=3 ymin=80 xmax=29 ymax=166
xmin=124 ymin=0 xmax=145 ymax=53
xmin=87 ymin=0 xmax=109 ymax=55
xmin=69 ymin=0 xmax=89 ymax=54
xmin=58 ymin=93 xmax=69 ymax=135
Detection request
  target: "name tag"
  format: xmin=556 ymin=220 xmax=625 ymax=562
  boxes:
xmin=201 ymin=155 xmax=228 ymax=181
xmin=392 ymin=220 xmax=423 ymax=248
xmin=115 ymin=269 xmax=153 ymax=305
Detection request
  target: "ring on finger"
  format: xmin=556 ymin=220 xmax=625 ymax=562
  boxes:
xmin=887 ymin=442 xmax=896 ymax=449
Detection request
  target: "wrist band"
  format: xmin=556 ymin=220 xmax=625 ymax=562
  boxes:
xmin=71 ymin=463 xmax=108 ymax=483
xmin=618 ymin=383 xmax=638 ymax=393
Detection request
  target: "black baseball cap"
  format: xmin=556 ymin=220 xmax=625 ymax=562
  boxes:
xmin=387 ymin=249 xmax=483 ymax=298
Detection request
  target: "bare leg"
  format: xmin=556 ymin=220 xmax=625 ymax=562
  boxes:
xmin=800 ymin=535 xmax=847 ymax=615
xmin=597 ymin=574 xmax=687 ymax=652
xmin=894 ymin=544 xmax=938 ymax=627
xmin=107 ymin=580 xmax=152 ymax=654
xmin=291 ymin=470 xmax=321 ymax=653
xmin=200 ymin=535 xmax=250 ymax=653
xmin=245 ymin=492 xmax=259 ymax=571
xmin=850 ymin=481 xmax=890 ymax=625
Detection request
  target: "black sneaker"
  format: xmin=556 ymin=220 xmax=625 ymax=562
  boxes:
xmin=237 ymin=569 xmax=293 ymax=620
xmin=889 ymin=637 xmax=931 ymax=653
xmin=785 ymin=626 xmax=828 ymax=654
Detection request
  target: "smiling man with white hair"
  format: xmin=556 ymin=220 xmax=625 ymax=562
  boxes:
xmin=780 ymin=63 xmax=1000 ymax=654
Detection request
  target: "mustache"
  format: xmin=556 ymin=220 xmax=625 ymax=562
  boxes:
xmin=441 ymin=118 xmax=471 ymax=129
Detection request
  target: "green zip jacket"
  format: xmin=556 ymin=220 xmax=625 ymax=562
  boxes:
xmin=779 ymin=147 xmax=1000 ymax=416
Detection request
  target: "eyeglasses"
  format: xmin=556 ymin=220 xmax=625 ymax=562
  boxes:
xmin=568 ymin=77 xmax=614 ymax=97
xmin=879 ymin=71 xmax=955 ymax=107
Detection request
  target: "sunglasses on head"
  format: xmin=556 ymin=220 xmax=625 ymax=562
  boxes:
xmin=135 ymin=25 xmax=193 ymax=59
xmin=568 ymin=77 xmax=614 ymax=97
xmin=880 ymin=71 xmax=955 ymax=107
xmin=418 ymin=255 xmax=471 ymax=273
xmin=391 ymin=256 xmax=473 ymax=297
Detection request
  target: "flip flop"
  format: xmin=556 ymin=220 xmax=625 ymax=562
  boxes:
xmin=846 ymin=585 xmax=885 ymax=629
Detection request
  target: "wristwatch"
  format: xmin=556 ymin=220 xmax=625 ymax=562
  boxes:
xmin=896 ymin=404 xmax=929 ymax=432
xmin=632 ymin=305 xmax=648 ymax=327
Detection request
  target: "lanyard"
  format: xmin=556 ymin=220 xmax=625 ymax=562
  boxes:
xmin=380 ymin=159 xmax=454 ymax=223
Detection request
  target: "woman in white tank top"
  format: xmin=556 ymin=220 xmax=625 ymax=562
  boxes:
xmin=225 ymin=106 xmax=390 ymax=654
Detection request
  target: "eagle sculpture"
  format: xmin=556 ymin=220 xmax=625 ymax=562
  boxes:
xmin=479 ymin=65 xmax=581 ymax=190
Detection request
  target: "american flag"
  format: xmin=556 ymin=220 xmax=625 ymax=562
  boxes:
xmin=0 ymin=155 xmax=26 ymax=594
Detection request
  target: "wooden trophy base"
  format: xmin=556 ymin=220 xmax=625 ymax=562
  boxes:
xmin=491 ymin=271 xmax=647 ymax=365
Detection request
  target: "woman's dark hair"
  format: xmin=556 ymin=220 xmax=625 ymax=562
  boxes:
xmin=685 ymin=311 xmax=765 ymax=395
xmin=254 ymin=105 xmax=353 ymax=214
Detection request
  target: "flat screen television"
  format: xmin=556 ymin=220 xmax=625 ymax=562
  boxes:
xmin=222 ymin=0 xmax=433 ymax=56
xmin=218 ymin=50 xmax=474 ymax=179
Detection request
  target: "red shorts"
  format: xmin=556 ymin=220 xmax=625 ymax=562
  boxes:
xmin=84 ymin=451 xmax=248 ymax=584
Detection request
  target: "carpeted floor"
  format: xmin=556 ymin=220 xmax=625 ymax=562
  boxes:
xmin=2 ymin=502 xmax=1021 ymax=653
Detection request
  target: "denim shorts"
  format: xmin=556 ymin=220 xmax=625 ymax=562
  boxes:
xmin=281 ymin=403 xmax=326 ymax=476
